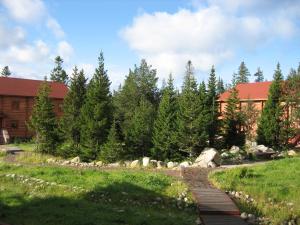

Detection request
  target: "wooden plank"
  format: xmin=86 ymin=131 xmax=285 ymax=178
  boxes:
xmin=201 ymin=215 xmax=247 ymax=225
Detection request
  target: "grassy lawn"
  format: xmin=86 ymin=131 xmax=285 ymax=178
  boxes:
xmin=0 ymin=162 xmax=196 ymax=225
xmin=6 ymin=142 xmax=36 ymax=152
xmin=209 ymin=157 xmax=300 ymax=224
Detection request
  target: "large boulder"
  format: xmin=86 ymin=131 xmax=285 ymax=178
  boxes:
xmin=250 ymin=145 xmax=275 ymax=158
xmin=179 ymin=161 xmax=190 ymax=168
xmin=167 ymin=162 xmax=178 ymax=169
xmin=194 ymin=148 xmax=220 ymax=168
xmin=229 ymin=146 xmax=240 ymax=154
xmin=130 ymin=160 xmax=141 ymax=168
xmin=96 ymin=161 xmax=103 ymax=167
xmin=142 ymin=157 xmax=150 ymax=167
xmin=288 ymin=150 xmax=297 ymax=157
xmin=157 ymin=161 xmax=166 ymax=169
xmin=149 ymin=160 xmax=158 ymax=167
xmin=70 ymin=156 xmax=80 ymax=163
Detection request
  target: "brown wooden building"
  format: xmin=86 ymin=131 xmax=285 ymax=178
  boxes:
xmin=0 ymin=77 xmax=68 ymax=143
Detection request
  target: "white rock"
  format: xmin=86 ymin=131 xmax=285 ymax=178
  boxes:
xmin=207 ymin=161 xmax=217 ymax=168
xmin=142 ymin=157 xmax=150 ymax=167
xmin=46 ymin=158 xmax=56 ymax=163
xmin=150 ymin=160 xmax=158 ymax=167
xmin=157 ymin=161 xmax=166 ymax=169
xmin=167 ymin=162 xmax=178 ymax=168
xmin=96 ymin=161 xmax=103 ymax=167
xmin=194 ymin=148 xmax=220 ymax=168
xmin=240 ymin=212 xmax=248 ymax=220
xmin=229 ymin=146 xmax=240 ymax=154
xmin=288 ymin=150 xmax=297 ymax=156
xmin=221 ymin=152 xmax=229 ymax=158
xmin=179 ymin=161 xmax=190 ymax=168
xmin=130 ymin=160 xmax=141 ymax=168
xmin=62 ymin=160 xmax=70 ymax=165
xmin=70 ymin=156 xmax=80 ymax=163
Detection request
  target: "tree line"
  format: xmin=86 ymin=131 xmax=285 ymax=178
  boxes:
xmin=28 ymin=53 xmax=300 ymax=162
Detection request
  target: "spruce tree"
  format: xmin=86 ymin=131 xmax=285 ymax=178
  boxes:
xmin=236 ymin=61 xmax=250 ymax=83
xmin=217 ymin=77 xmax=225 ymax=94
xmin=256 ymin=63 xmax=284 ymax=148
xmin=152 ymin=74 xmax=179 ymax=160
xmin=81 ymin=52 xmax=113 ymax=160
xmin=223 ymin=87 xmax=245 ymax=147
xmin=254 ymin=67 xmax=264 ymax=82
xmin=207 ymin=66 xmax=219 ymax=146
xmin=28 ymin=79 xmax=60 ymax=154
xmin=1 ymin=66 xmax=11 ymax=77
xmin=99 ymin=119 xmax=124 ymax=163
xmin=61 ymin=67 xmax=87 ymax=157
xmin=50 ymin=56 xmax=69 ymax=84
xmin=177 ymin=61 xmax=207 ymax=156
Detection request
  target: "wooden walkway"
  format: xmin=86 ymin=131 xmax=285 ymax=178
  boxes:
xmin=182 ymin=168 xmax=247 ymax=225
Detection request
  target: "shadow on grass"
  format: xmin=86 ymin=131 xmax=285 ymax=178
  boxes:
xmin=0 ymin=182 xmax=196 ymax=225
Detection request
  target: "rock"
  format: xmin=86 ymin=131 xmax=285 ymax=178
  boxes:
xmin=46 ymin=158 xmax=56 ymax=164
xmin=150 ymin=160 xmax=158 ymax=167
xmin=130 ymin=160 xmax=141 ymax=168
xmin=207 ymin=161 xmax=217 ymax=168
xmin=62 ymin=160 xmax=70 ymax=165
xmin=194 ymin=148 xmax=220 ymax=168
xmin=70 ymin=156 xmax=80 ymax=163
xmin=195 ymin=217 xmax=202 ymax=225
xmin=250 ymin=145 xmax=276 ymax=158
xmin=157 ymin=161 xmax=166 ymax=169
xmin=288 ymin=150 xmax=297 ymax=156
xmin=142 ymin=157 xmax=150 ymax=167
xmin=124 ymin=161 xmax=132 ymax=167
xmin=96 ymin=161 xmax=103 ymax=167
xmin=230 ymin=145 xmax=240 ymax=154
xmin=88 ymin=162 xmax=96 ymax=166
xmin=240 ymin=212 xmax=248 ymax=220
xmin=179 ymin=161 xmax=190 ymax=168
xmin=167 ymin=162 xmax=178 ymax=168
xmin=247 ymin=214 xmax=256 ymax=224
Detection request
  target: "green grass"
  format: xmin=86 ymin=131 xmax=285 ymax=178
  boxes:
xmin=0 ymin=162 xmax=196 ymax=225
xmin=6 ymin=142 xmax=36 ymax=152
xmin=209 ymin=157 xmax=300 ymax=224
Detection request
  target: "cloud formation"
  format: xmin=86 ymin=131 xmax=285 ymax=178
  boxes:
xmin=122 ymin=0 xmax=300 ymax=80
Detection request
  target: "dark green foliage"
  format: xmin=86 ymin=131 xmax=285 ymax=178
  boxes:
xmin=256 ymin=63 xmax=284 ymax=148
xmin=223 ymin=87 xmax=245 ymax=147
xmin=81 ymin=52 xmax=113 ymax=160
xmin=61 ymin=67 xmax=87 ymax=157
xmin=1 ymin=66 xmax=11 ymax=77
xmin=254 ymin=67 xmax=264 ymax=82
xmin=28 ymin=80 xmax=60 ymax=154
xmin=152 ymin=74 xmax=179 ymax=160
xmin=236 ymin=61 xmax=250 ymax=84
xmin=99 ymin=119 xmax=124 ymax=163
xmin=50 ymin=56 xmax=69 ymax=84
xmin=207 ymin=66 xmax=219 ymax=146
xmin=241 ymin=101 xmax=259 ymax=141
xmin=217 ymin=77 xmax=225 ymax=94
xmin=177 ymin=61 xmax=208 ymax=156
xmin=113 ymin=59 xmax=158 ymax=158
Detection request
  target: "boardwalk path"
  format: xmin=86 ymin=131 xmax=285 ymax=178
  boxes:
xmin=181 ymin=168 xmax=247 ymax=225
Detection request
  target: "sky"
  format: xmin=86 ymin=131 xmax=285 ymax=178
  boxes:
xmin=0 ymin=0 xmax=300 ymax=89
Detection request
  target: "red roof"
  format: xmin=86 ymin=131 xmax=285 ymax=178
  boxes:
xmin=219 ymin=81 xmax=272 ymax=101
xmin=0 ymin=77 xmax=68 ymax=99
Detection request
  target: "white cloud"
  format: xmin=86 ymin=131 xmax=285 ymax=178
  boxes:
xmin=1 ymin=0 xmax=46 ymax=23
xmin=46 ymin=17 xmax=65 ymax=38
xmin=0 ymin=22 xmax=25 ymax=48
xmin=122 ymin=1 xmax=300 ymax=80
xmin=57 ymin=41 xmax=74 ymax=62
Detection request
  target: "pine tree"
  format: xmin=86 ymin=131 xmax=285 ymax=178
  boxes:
xmin=81 ymin=52 xmax=113 ymax=160
xmin=152 ymin=74 xmax=179 ymax=160
xmin=50 ymin=56 xmax=69 ymax=84
xmin=99 ymin=119 xmax=124 ymax=163
xmin=254 ymin=67 xmax=264 ymax=82
xmin=1 ymin=66 xmax=11 ymax=77
xmin=28 ymin=79 xmax=60 ymax=154
xmin=207 ymin=66 xmax=219 ymax=146
xmin=231 ymin=72 xmax=237 ymax=87
xmin=236 ymin=61 xmax=250 ymax=84
xmin=223 ymin=87 xmax=245 ymax=147
xmin=217 ymin=77 xmax=225 ymax=94
xmin=177 ymin=61 xmax=208 ymax=156
xmin=241 ymin=101 xmax=259 ymax=141
xmin=61 ymin=67 xmax=87 ymax=157
xmin=256 ymin=63 xmax=284 ymax=148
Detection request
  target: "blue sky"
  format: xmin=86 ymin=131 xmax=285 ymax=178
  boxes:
xmin=0 ymin=0 xmax=300 ymax=88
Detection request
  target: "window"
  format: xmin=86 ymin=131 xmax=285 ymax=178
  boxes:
xmin=11 ymin=101 xmax=20 ymax=111
xmin=11 ymin=120 xmax=18 ymax=129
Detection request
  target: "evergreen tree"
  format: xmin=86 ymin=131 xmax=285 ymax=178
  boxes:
xmin=1 ymin=66 xmax=11 ymax=77
xmin=61 ymin=67 xmax=87 ymax=157
xmin=236 ymin=61 xmax=250 ymax=84
xmin=223 ymin=87 xmax=245 ymax=147
xmin=50 ymin=56 xmax=69 ymax=84
xmin=217 ymin=77 xmax=225 ymax=94
xmin=99 ymin=119 xmax=124 ymax=163
xmin=177 ymin=61 xmax=208 ymax=156
xmin=81 ymin=52 xmax=113 ymax=160
xmin=231 ymin=72 xmax=237 ymax=87
xmin=257 ymin=63 xmax=284 ymax=148
xmin=254 ymin=67 xmax=264 ymax=82
xmin=152 ymin=74 xmax=179 ymax=160
xmin=28 ymin=79 xmax=60 ymax=154
xmin=207 ymin=66 xmax=219 ymax=146
xmin=241 ymin=101 xmax=259 ymax=141
xmin=126 ymin=97 xmax=155 ymax=157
